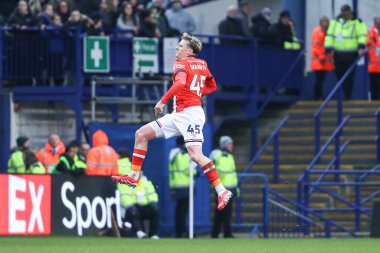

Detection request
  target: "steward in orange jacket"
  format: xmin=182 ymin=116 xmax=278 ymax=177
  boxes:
xmin=37 ymin=134 xmax=66 ymax=173
xmin=367 ymin=18 xmax=380 ymax=100
xmin=86 ymin=130 xmax=119 ymax=176
xmin=310 ymin=16 xmax=333 ymax=100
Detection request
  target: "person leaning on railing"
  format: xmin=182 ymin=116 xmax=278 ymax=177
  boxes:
xmin=324 ymin=4 xmax=367 ymax=100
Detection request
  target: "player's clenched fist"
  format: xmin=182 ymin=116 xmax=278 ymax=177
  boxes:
xmin=154 ymin=100 xmax=165 ymax=116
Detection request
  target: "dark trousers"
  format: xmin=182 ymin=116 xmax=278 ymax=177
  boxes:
xmin=211 ymin=191 xmax=235 ymax=238
xmin=175 ymin=198 xmax=189 ymax=238
xmin=125 ymin=203 xmax=159 ymax=237
xmin=334 ymin=52 xmax=358 ymax=100
xmin=370 ymin=73 xmax=380 ymax=100
xmin=314 ymin=71 xmax=327 ymax=100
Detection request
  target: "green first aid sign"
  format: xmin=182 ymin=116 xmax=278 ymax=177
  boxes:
xmin=84 ymin=37 xmax=110 ymax=73
xmin=133 ymin=38 xmax=158 ymax=74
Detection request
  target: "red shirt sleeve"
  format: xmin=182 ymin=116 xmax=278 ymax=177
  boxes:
xmin=161 ymin=72 xmax=187 ymax=104
xmin=202 ymin=76 xmax=217 ymax=96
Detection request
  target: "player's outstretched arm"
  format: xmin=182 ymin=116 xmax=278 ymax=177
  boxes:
xmin=155 ymin=72 xmax=187 ymax=116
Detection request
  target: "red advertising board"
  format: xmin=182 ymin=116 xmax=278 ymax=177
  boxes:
xmin=0 ymin=174 xmax=51 ymax=235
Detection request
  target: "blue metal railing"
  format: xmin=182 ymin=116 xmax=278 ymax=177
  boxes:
xmin=313 ymin=58 xmax=361 ymax=156
xmin=308 ymin=140 xmax=350 ymax=195
xmin=235 ymin=173 xmax=269 ymax=238
xmin=297 ymin=116 xmax=350 ymax=235
xmin=242 ymin=116 xmax=290 ymax=182
xmin=268 ymin=188 xmax=354 ymax=237
xmin=305 ymin=170 xmax=380 ymax=233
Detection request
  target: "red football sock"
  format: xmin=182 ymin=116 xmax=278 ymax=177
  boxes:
xmin=201 ymin=161 xmax=222 ymax=187
xmin=131 ymin=148 xmax=147 ymax=172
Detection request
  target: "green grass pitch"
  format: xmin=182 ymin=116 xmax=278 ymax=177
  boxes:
xmin=0 ymin=237 xmax=379 ymax=253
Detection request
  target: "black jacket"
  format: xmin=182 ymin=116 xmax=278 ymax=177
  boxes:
xmin=8 ymin=11 xmax=36 ymax=28
xmin=250 ymin=13 xmax=272 ymax=42
xmin=218 ymin=16 xmax=245 ymax=45
xmin=269 ymin=20 xmax=293 ymax=47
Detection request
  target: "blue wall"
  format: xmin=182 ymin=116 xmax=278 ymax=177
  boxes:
xmin=0 ymin=93 xmax=10 ymax=173
xmin=87 ymin=122 xmax=213 ymax=236
xmin=302 ymin=62 xmax=370 ymax=100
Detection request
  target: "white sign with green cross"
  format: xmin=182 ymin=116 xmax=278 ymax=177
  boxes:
xmin=84 ymin=36 xmax=110 ymax=73
xmin=133 ymin=37 xmax=158 ymax=74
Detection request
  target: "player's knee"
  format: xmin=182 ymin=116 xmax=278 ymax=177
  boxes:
xmin=135 ymin=128 xmax=147 ymax=142
xmin=189 ymin=152 xmax=201 ymax=164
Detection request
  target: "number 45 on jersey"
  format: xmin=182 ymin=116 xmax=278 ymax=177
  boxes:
xmin=190 ymin=74 xmax=206 ymax=97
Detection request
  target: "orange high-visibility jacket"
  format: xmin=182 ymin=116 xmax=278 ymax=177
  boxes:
xmin=37 ymin=141 xmax=66 ymax=173
xmin=367 ymin=26 xmax=380 ymax=73
xmin=86 ymin=130 xmax=119 ymax=176
xmin=310 ymin=26 xmax=334 ymax=71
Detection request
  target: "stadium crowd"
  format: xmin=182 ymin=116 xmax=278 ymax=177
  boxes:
xmin=0 ymin=0 xmax=198 ymax=37
xmin=0 ymin=0 xmax=298 ymax=45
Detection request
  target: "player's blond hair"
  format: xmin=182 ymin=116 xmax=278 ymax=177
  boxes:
xmin=182 ymin=33 xmax=202 ymax=55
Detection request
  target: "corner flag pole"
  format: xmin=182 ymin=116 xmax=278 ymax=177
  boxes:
xmin=189 ymin=163 xmax=194 ymax=239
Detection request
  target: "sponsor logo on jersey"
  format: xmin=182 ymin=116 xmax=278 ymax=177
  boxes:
xmin=173 ymin=64 xmax=185 ymax=70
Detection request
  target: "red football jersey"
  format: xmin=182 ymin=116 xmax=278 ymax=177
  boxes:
xmin=171 ymin=56 xmax=216 ymax=112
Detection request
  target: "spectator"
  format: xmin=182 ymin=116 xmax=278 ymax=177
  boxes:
xmin=169 ymin=137 xmax=197 ymax=238
xmin=218 ymin=5 xmax=245 ymax=45
xmin=24 ymin=150 xmax=46 ymax=174
xmin=236 ymin=0 xmax=250 ymax=36
xmin=29 ymin=0 xmax=50 ymax=16
xmin=46 ymin=14 xmax=66 ymax=86
xmin=38 ymin=4 xmax=55 ymax=28
xmin=66 ymin=10 xmax=89 ymax=32
xmin=92 ymin=0 xmax=118 ymax=31
xmin=325 ymin=4 xmax=367 ymax=100
xmin=117 ymin=148 xmax=132 ymax=175
xmin=138 ymin=9 xmax=160 ymax=37
xmin=270 ymin=10 xmax=296 ymax=48
xmin=52 ymin=140 xmax=85 ymax=175
xmin=250 ymin=7 xmax=273 ymax=43
xmin=165 ymin=0 xmax=196 ymax=34
xmin=50 ymin=0 xmax=76 ymax=12
xmin=8 ymin=0 xmax=37 ymax=29
xmin=129 ymin=0 xmax=142 ymax=16
xmin=118 ymin=172 xmax=159 ymax=239
xmin=87 ymin=13 xmax=105 ymax=36
xmin=56 ymin=0 xmax=72 ymax=25
xmin=86 ymin=130 xmax=119 ymax=176
xmin=310 ymin=16 xmax=333 ymax=100
xmin=7 ymin=136 xmax=31 ymax=174
xmin=116 ymin=1 xmax=139 ymax=37
xmin=148 ymin=1 xmax=179 ymax=37
xmin=75 ymin=142 xmax=90 ymax=170
xmin=367 ymin=17 xmax=380 ymax=100
xmin=209 ymin=136 xmax=238 ymax=238
xmin=36 ymin=133 xmax=66 ymax=173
